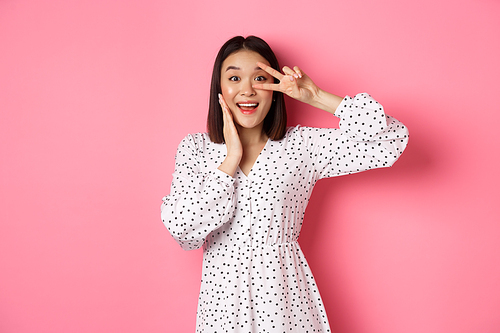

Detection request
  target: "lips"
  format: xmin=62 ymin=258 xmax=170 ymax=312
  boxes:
xmin=236 ymin=101 xmax=259 ymax=114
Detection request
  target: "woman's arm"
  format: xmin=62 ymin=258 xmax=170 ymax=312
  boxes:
xmin=308 ymin=89 xmax=344 ymax=115
xmin=216 ymin=93 xmax=242 ymax=177
xmin=253 ymin=62 xmax=409 ymax=179
xmin=161 ymin=134 xmax=237 ymax=250
xmin=299 ymin=93 xmax=409 ymax=180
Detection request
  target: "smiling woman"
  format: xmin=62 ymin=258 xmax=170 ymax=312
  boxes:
xmin=207 ymin=36 xmax=287 ymax=145
xmin=161 ymin=35 xmax=409 ymax=332
xmin=219 ymin=50 xmax=276 ymax=176
xmin=221 ymin=51 xmax=273 ymax=135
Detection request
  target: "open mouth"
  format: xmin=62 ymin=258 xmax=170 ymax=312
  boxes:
xmin=237 ymin=103 xmax=259 ymax=112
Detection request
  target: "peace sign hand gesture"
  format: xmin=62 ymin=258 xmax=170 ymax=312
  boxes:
xmin=253 ymin=62 xmax=320 ymax=105
xmin=253 ymin=62 xmax=344 ymax=115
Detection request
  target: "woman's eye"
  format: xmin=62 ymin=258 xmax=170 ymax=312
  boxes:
xmin=229 ymin=76 xmax=240 ymax=82
xmin=255 ymin=76 xmax=267 ymax=82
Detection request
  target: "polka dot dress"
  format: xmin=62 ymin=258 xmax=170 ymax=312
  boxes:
xmin=161 ymin=93 xmax=409 ymax=332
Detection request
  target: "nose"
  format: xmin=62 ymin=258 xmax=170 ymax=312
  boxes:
xmin=240 ymin=79 xmax=256 ymax=96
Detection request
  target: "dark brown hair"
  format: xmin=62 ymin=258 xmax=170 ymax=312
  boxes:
xmin=207 ymin=36 xmax=287 ymax=143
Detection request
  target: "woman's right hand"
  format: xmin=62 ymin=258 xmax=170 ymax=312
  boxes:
xmin=218 ymin=94 xmax=242 ymax=176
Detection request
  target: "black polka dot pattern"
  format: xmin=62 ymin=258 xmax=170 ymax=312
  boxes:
xmin=161 ymin=93 xmax=409 ymax=332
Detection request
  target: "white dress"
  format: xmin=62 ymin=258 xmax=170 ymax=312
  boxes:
xmin=161 ymin=93 xmax=409 ymax=332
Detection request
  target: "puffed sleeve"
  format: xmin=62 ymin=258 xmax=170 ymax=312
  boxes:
xmin=300 ymin=93 xmax=409 ymax=180
xmin=161 ymin=134 xmax=237 ymax=251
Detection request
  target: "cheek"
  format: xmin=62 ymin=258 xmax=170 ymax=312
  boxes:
xmin=221 ymin=84 xmax=236 ymax=100
xmin=261 ymin=90 xmax=274 ymax=105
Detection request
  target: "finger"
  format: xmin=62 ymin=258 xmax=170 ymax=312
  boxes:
xmin=218 ymin=93 xmax=226 ymax=108
xmin=218 ymin=94 xmax=225 ymax=113
xmin=219 ymin=102 xmax=227 ymax=124
xmin=282 ymin=66 xmax=294 ymax=75
xmin=220 ymin=99 xmax=233 ymax=134
xmin=293 ymin=66 xmax=303 ymax=78
xmin=218 ymin=93 xmax=231 ymax=113
xmin=219 ymin=96 xmax=230 ymax=124
xmin=253 ymin=83 xmax=282 ymax=91
xmin=283 ymin=66 xmax=299 ymax=79
xmin=257 ymin=61 xmax=284 ymax=81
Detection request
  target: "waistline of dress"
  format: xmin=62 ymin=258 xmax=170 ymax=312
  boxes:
xmin=204 ymin=240 xmax=300 ymax=253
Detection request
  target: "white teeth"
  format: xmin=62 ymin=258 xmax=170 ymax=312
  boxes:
xmin=238 ymin=103 xmax=258 ymax=107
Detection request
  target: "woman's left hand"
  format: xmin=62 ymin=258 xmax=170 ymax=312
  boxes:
xmin=253 ymin=62 xmax=320 ymax=105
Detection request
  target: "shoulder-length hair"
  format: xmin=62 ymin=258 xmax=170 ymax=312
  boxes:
xmin=207 ymin=36 xmax=287 ymax=143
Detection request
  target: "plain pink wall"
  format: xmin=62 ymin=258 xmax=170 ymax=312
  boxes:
xmin=1 ymin=0 xmax=499 ymax=332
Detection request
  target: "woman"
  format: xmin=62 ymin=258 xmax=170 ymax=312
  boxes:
xmin=161 ymin=35 xmax=409 ymax=332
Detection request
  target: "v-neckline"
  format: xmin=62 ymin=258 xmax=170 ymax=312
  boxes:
xmin=237 ymin=138 xmax=270 ymax=178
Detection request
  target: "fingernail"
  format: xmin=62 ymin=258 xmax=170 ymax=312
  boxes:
xmin=289 ymin=76 xmax=294 ymax=82
xmin=294 ymin=74 xmax=299 ymax=79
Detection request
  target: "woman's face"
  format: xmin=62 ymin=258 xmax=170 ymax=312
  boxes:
xmin=220 ymin=50 xmax=274 ymax=132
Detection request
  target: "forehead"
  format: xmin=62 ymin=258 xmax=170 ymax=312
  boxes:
xmin=222 ymin=50 xmax=270 ymax=71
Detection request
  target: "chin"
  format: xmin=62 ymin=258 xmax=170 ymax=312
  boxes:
xmin=236 ymin=122 xmax=260 ymax=130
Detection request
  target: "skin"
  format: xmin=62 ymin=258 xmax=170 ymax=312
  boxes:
xmin=217 ymin=50 xmax=345 ymax=177
xmin=218 ymin=51 xmax=274 ymax=177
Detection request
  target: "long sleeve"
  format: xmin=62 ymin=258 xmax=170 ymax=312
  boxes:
xmin=299 ymin=93 xmax=409 ymax=180
xmin=161 ymin=134 xmax=237 ymax=251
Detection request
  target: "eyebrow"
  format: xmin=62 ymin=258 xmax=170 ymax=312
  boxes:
xmin=225 ymin=66 xmax=263 ymax=72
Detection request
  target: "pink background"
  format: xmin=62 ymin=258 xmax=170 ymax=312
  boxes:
xmin=1 ymin=0 xmax=499 ymax=332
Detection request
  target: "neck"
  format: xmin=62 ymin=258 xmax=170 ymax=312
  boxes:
xmin=236 ymin=124 xmax=268 ymax=146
